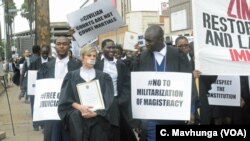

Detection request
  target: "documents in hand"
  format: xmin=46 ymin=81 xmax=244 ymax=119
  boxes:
xmin=76 ymin=80 xmax=105 ymax=111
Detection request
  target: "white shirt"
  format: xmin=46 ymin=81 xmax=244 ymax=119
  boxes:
xmin=153 ymin=44 xmax=167 ymax=65
xmin=80 ymin=66 xmax=96 ymax=82
xmin=8 ymin=63 xmax=13 ymax=72
xmin=121 ymin=56 xmax=127 ymax=60
xmin=55 ymin=56 xmax=69 ymax=79
xmin=101 ymin=55 xmax=118 ymax=96
xmin=41 ymin=57 xmax=48 ymax=64
xmin=187 ymin=53 xmax=191 ymax=62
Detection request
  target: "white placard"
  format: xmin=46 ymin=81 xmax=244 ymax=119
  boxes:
xmin=171 ymin=10 xmax=187 ymax=31
xmin=193 ymin=0 xmax=250 ymax=75
xmin=208 ymin=76 xmax=241 ymax=106
xmin=33 ymin=79 xmax=63 ymax=121
xmin=76 ymin=80 xmax=104 ymax=111
xmin=137 ymin=34 xmax=145 ymax=48
xmin=131 ymin=72 xmax=192 ymax=120
xmin=123 ymin=32 xmax=138 ymax=51
xmin=67 ymin=0 xmax=124 ymax=47
xmin=27 ymin=70 xmax=38 ymax=95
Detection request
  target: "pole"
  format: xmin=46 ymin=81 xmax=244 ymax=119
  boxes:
xmin=0 ymin=76 xmax=15 ymax=136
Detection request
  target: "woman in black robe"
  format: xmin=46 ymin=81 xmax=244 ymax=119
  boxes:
xmin=58 ymin=45 xmax=117 ymax=141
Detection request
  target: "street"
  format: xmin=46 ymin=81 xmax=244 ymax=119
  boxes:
xmin=0 ymin=84 xmax=43 ymax=141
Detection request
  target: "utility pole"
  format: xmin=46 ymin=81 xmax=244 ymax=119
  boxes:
xmin=35 ymin=0 xmax=50 ymax=46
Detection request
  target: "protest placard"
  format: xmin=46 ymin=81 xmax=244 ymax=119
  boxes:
xmin=27 ymin=70 xmax=37 ymax=95
xmin=67 ymin=0 xmax=124 ymax=47
xmin=193 ymin=0 xmax=250 ymax=75
xmin=33 ymin=79 xmax=63 ymax=121
xmin=131 ymin=72 xmax=192 ymax=120
xmin=137 ymin=33 xmax=145 ymax=47
xmin=208 ymin=76 xmax=241 ymax=106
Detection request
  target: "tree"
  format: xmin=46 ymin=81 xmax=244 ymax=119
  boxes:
xmin=20 ymin=0 xmax=35 ymax=36
xmin=4 ymin=0 xmax=16 ymax=59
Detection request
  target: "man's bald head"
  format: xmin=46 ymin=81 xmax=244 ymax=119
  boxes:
xmin=145 ymin=25 xmax=164 ymax=39
xmin=144 ymin=25 xmax=165 ymax=52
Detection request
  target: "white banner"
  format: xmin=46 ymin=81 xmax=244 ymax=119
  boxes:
xmin=208 ymin=76 xmax=241 ymax=106
xmin=33 ymin=79 xmax=63 ymax=121
xmin=131 ymin=72 xmax=192 ymax=120
xmin=67 ymin=0 xmax=124 ymax=47
xmin=192 ymin=0 xmax=250 ymax=75
xmin=27 ymin=70 xmax=37 ymax=95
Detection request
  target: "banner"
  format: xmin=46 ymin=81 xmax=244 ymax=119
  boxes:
xmin=208 ymin=76 xmax=241 ymax=106
xmin=192 ymin=0 xmax=250 ymax=75
xmin=67 ymin=0 xmax=124 ymax=47
xmin=27 ymin=70 xmax=38 ymax=95
xmin=131 ymin=72 xmax=192 ymax=120
xmin=33 ymin=79 xmax=63 ymax=121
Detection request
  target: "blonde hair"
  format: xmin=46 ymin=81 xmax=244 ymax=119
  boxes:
xmin=80 ymin=44 xmax=97 ymax=56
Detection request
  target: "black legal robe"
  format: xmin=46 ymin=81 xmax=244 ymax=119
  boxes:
xmin=37 ymin=59 xmax=81 ymax=141
xmin=94 ymin=55 xmax=137 ymax=141
xmin=58 ymin=69 xmax=118 ymax=141
xmin=134 ymin=45 xmax=198 ymax=141
xmin=37 ymin=59 xmax=81 ymax=79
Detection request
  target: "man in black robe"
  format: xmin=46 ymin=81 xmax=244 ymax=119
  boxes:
xmin=134 ymin=25 xmax=197 ymax=141
xmin=37 ymin=36 xmax=81 ymax=141
xmin=29 ymin=45 xmax=52 ymax=131
xmin=94 ymin=39 xmax=137 ymax=141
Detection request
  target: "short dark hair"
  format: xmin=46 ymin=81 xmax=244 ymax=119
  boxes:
xmin=41 ymin=44 xmax=50 ymax=52
xmin=175 ymin=36 xmax=188 ymax=47
xmin=32 ymin=45 xmax=41 ymax=54
xmin=115 ymin=44 xmax=123 ymax=52
xmin=101 ymin=39 xmax=114 ymax=49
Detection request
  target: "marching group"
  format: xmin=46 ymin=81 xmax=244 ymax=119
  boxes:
xmin=1 ymin=25 xmax=250 ymax=141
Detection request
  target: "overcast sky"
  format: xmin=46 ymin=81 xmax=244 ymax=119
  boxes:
xmin=0 ymin=0 xmax=168 ymax=37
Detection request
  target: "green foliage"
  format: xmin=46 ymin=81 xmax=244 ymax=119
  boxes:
xmin=6 ymin=0 xmax=17 ymax=25
xmin=20 ymin=0 xmax=35 ymax=24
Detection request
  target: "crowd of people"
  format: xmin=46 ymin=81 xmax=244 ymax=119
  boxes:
xmin=1 ymin=25 xmax=249 ymax=141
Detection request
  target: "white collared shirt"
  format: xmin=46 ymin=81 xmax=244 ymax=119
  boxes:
xmin=153 ymin=44 xmax=167 ymax=65
xmin=41 ymin=57 xmax=48 ymax=64
xmin=80 ymin=66 xmax=96 ymax=82
xmin=187 ymin=53 xmax=191 ymax=62
xmin=121 ymin=56 xmax=127 ymax=60
xmin=101 ymin=55 xmax=118 ymax=96
xmin=55 ymin=56 xmax=69 ymax=79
